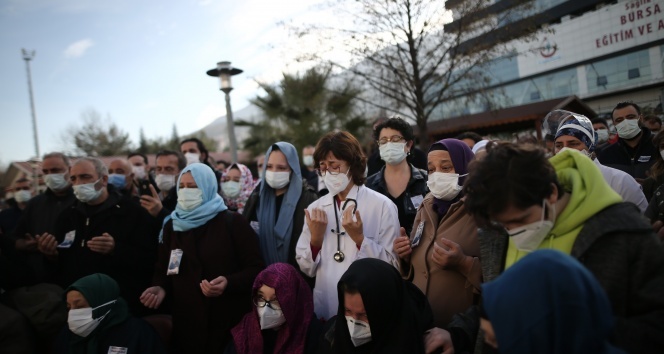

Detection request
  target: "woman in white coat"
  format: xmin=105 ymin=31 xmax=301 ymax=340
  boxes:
xmin=295 ymin=131 xmax=400 ymax=320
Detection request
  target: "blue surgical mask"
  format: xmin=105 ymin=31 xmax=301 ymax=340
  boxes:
xmin=108 ymin=174 xmax=126 ymax=189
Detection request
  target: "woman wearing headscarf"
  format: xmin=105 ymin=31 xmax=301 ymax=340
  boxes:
xmin=319 ymin=258 xmax=433 ymax=354
xmin=480 ymin=250 xmax=625 ymax=354
xmin=140 ymin=163 xmax=264 ymax=353
xmin=392 ymin=138 xmax=482 ymax=328
xmin=242 ymin=143 xmax=318 ymax=278
xmin=226 ymin=263 xmax=322 ymax=354
xmin=54 ymin=273 xmax=166 ymax=354
xmin=221 ymin=163 xmax=256 ymax=214
xmin=295 ymin=131 xmax=400 ymax=320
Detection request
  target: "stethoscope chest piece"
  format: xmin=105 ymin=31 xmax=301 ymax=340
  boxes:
xmin=334 ymin=250 xmax=345 ymax=262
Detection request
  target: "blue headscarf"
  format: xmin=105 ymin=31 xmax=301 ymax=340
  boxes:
xmin=160 ymin=163 xmax=227 ymax=241
xmin=257 ymin=142 xmax=303 ymax=264
xmin=555 ymin=116 xmax=597 ymax=153
xmin=481 ymin=250 xmax=624 ymax=354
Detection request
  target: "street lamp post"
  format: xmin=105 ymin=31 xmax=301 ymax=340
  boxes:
xmin=206 ymin=61 xmax=243 ymax=164
xmin=22 ymin=49 xmax=41 ymax=195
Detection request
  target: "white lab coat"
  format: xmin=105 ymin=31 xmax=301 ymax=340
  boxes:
xmin=295 ymin=184 xmax=399 ymax=319
xmin=595 ymin=158 xmax=648 ymax=212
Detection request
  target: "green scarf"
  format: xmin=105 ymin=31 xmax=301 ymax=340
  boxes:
xmin=65 ymin=273 xmax=130 ymax=354
xmin=505 ymin=149 xmax=622 ymax=268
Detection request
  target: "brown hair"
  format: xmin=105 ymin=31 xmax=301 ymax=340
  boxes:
xmin=314 ymin=131 xmax=367 ymax=186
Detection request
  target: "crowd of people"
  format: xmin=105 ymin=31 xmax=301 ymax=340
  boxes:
xmin=0 ymin=100 xmax=663 ymax=354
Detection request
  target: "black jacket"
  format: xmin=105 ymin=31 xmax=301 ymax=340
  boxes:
xmin=365 ymin=164 xmax=428 ymax=235
xmin=53 ymin=190 xmax=160 ymax=316
xmin=449 ymin=202 xmax=664 ymax=354
xmin=598 ymin=128 xmax=657 ymax=180
xmin=10 ymin=187 xmax=76 ymax=285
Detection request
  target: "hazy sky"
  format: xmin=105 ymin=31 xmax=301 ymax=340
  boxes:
xmin=0 ymin=0 xmax=330 ymax=165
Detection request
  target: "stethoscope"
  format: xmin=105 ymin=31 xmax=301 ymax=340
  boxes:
xmin=330 ymin=198 xmax=358 ymax=263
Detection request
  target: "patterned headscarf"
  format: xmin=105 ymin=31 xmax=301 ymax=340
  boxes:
xmin=222 ymin=163 xmax=255 ymax=214
xmin=555 ymin=116 xmax=596 ymax=153
xmin=231 ymin=263 xmax=313 ymax=354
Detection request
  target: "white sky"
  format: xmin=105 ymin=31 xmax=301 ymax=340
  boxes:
xmin=0 ymin=0 xmax=335 ymax=165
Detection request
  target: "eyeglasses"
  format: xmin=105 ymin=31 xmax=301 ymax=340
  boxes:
xmin=377 ymin=135 xmax=405 ymax=145
xmin=253 ymin=296 xmax=281 ymax=310
xmin=316 ymin=164 xmax=347 ymax=177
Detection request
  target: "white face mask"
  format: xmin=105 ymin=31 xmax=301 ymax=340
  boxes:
xmin=379 ymin=142 xmax=408 ymax=165
xmin=132 ymin=165 xmax=147 ymax=180
xmin=506 ymin=200 xmax=555 ymax=253
xmin=303 ymin=155 xmax=314 ymax=167
xmin=558 ymin=147 xmax=590 ymax=158
xmin=596 ymin=129 xmax=609 ymax=143
xmin=615 ymin=119 xmax=641 ymax=140
xmin=73 ymin=179 xmax=103 ymax=203
xmin=177 ymin=188 xmax=203 ymax=211
xmin=68 ymin=300 xmax=116 ymax=337
xmin=222 ymin=181 xmax=241 ymax=198
xmin=184 ymin=152 xmax=200 ymax=165
xmin=427 ymin=172 xmax=466 ymax=201
xmin=265 ymin=171 xmax=291 ymax=190
xmin=257 ymin=305 xmax=286 ymax=330
xmin=155 ymin=174 xmax=176 ymax=191
xmin=324 ymin=169 xmax=351 ymax=196
xmin=346 ymin=316 xmax=372 ymax=347
xmin=44 ymin=173 xmax=70 ymax=192
xmin=14 ymin=190 xmax=32 ymax=203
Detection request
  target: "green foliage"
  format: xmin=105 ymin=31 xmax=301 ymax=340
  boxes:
xmin=68 ymin=109 xmax=131 ymax=156
xmin=241 ymin=66 xmax=367 ymax=157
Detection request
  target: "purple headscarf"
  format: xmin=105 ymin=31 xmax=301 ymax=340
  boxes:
xmin=231 ymin=263 xmax=313 ymax=354
xmin=428 ymin=139 xmax=475 ymax=218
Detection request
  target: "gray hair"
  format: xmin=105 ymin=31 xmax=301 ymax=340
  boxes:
xmin=73 ymin=157 xmax=108 ymax=177
xmin=42 ymin=152 xmax=70 ymax=167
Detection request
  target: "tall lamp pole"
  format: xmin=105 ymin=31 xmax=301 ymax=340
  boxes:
xmin=22 ymin=49 xmax=41 ymax=194
xmin=206 ymin=61 xmax=243 ymax=164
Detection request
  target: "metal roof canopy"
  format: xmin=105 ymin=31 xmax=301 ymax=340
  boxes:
xmin=426 ymin=95 xmax=596 ymax=141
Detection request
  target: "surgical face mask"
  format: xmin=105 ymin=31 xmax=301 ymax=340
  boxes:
xmin=177 ymin=188 xmax=203 ymax=211
xmin=222 ymin=181 xmax=241 ymax=198
xmin=155 ymin=174 xmax=176 ymax=191
xmin=265 ymin=171 xmax=291 ymax=190
xmin=108 ymin=174 xmax=126 ymax=190
xmin=14 ymin=190 xmax=32 ymax=203
xmin=132 ymin=166 xmax=147 ymax=180
xmin=73 ymin=179 xmax=103 ymax=203
xmin=184 ymin=152 xmax=200 ymax=165
xmin=346 ymin=316 xmax=372 ymax=347
xmin=44 ymin=173 xmax=70 ymax=192
xmin=506 ymin=199 xmax=555 ymax=253
xmin=258 ymin=169 xmax=265 ymax=180
xmin=379 ymin=142 xmax=408 ymax=165
xmin=596 ymin=129 xmax=609 ymax=143
xmin=427 ymin=172 xmax=466 ymax=201
xmin=615 ymin=119 xmax=641 ymax=140
xmin=324 ymin=169 xmax=351 ymax=196
xmin=303 ymin=155 xmax=314 ymax=167
xmin=68 ymin=300 xmax=116 ymax=337
xmin=257 ymin=304 xmax=286 ymax=330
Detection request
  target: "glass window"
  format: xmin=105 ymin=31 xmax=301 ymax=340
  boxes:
xmin=585 ymin=49 xmax=652 ymax=94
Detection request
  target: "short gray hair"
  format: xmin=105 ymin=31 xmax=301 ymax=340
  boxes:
xmin=42 ymin=152 xmax=70 ymax=167
xmin=73 ymin=157 xmax=108 ymax=177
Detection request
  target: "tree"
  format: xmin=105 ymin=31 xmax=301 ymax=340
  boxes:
xmin=137 ymin=128 xmax=149 ymax=154
xmin=62 ymin=109 xmax=131 ymax=156
xmin=290 ymin=0 xmax=540 ymax=149
xmin=237 ymin=66 xmax=367 ymax=156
